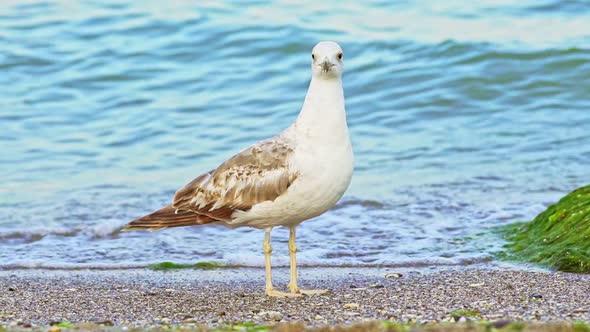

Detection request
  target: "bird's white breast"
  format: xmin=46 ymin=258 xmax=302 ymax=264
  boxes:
xmin=229 ymin=117 xmax=353 ymax=229
xmin=290 ymin=137 xmax=354 ymax=220
xmin=232 ymin=139 xmax=352 ymax=229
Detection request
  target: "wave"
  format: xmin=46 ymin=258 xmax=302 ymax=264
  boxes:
xmin=0 ymin=221 xmax=126 ymax=244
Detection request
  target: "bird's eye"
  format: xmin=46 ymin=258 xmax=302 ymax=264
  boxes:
xmin=312 ymin=54 xmax=315 ymax=61
xmin=337 ymin=53 xmax=343 ymax=60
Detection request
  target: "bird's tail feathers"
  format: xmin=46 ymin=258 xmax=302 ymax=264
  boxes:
xmin=123 ymin=205 xmax=214 ymax=231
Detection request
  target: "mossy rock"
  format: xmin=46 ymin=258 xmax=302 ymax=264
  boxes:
xmin=499 ymin=185 xmax=590 ymax=273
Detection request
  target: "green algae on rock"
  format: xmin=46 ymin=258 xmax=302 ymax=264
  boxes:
xmin=499 ymin=185 xmax=590 ymax=273
xmin=148 ymin=261 xmax=225 ymax=271
xmin=451 ymin=310 xmax=481 ymax=318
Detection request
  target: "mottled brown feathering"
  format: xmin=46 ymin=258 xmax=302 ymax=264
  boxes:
xmin=124 ymin=205 xmax=215 ymax=231
xmin=123 ymin=134 xmax=298 ymax=231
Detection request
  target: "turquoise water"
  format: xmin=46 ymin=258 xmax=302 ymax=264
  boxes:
xmin=1 ymin=0 xmax=589 ymax=269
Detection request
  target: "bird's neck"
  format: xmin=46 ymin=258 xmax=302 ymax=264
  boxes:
xmin=295 ymin=77 xmax=348 ymax=141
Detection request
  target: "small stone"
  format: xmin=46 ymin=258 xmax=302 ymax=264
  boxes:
xmin=49 ymin=327 xmax=61 ymax=332
xmin=7 ymin=287 xmax=16 ymax=292
xmin=262 ymin=311 xmax=282 ymax=321
xmin=343 ymin=303 xmax=360 ymax=309
xmin=165 ymin=288 xmax=175 ymax=292
xmin=385 ymin=273 xmax=403 ymax=278
xmin=218 ymin=311 xmax=226 ymax=316
xmin=573 ymin=308 xmax=588 ymax=313
xmin=314 ymin=314 xmax=324 ymax=320
xmin=530 ymin=293 xmax=543 ymax=299
xmin=64 ymin=288 xmax=77 ymax=292
xmin=468 ymin=283 xmax=484 ymax=288
xmin=370 ymin=284 xmax=384 ymax=289
xmin=97 ymin=320 xmax=114 ymax=326
xmin=491 ymin=320 xmax=512 ymax=329
xmin=457 ymin=316 xmax=467 ymax=323
xmin=182 ymin=317 xmax=196 ymax=323
xmin=159 ymin=318 xmax=171 ymax=324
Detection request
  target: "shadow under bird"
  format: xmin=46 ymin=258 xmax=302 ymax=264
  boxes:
xmin=124 ymin=41 xmax=353 ymax=297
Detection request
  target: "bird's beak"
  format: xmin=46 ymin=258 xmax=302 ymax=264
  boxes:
xmin=321 ymin=58 xmax=334 ymax=73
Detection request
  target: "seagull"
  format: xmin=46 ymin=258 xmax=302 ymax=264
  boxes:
xmin=124 ymin=41 xmax=353 ymax=297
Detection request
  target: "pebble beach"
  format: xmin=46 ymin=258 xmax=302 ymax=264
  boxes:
xmin=1 ymin=267 xmax=589 ymax=330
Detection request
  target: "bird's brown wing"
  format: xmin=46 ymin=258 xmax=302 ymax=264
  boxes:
xmin=124 ymin=134 xmax=298 ymax=231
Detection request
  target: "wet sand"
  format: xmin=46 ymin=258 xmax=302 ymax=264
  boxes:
xmin=0 ymin=266 xmax=589 ymax=329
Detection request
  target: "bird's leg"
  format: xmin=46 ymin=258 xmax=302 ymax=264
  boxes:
xmin=287 ymin=226 xmax=299 ymax=293
xmin=264 ymin=228 xmax=301 ymax=298
xmin=287 ymin=227 xmax=329 ymax=295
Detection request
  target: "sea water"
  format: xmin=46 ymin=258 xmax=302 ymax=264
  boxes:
xmin=1 ymin=0 xmax=589 ymax=269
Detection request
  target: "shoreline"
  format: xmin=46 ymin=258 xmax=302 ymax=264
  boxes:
xmin=1 ymin=266 xmax=589 ymax=329
xmin=0 ymin=257 xmax=505 ymax=272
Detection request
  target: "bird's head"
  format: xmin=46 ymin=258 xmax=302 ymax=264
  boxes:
xmin=311 ymin=41 xmax=344 ymax=80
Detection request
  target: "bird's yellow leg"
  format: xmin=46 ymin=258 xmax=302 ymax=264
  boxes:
xmin=287 ymin=226 xmax=298 ymax=293
xmin=264 ymin=228 xmax=301 ymax=298
xmin=287 ymin=227 xmax=328 ymax=295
